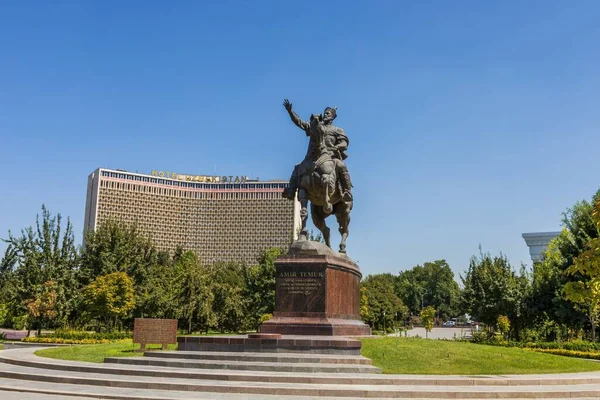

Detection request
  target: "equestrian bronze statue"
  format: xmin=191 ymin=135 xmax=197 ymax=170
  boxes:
xmin=281 ymin=99 xmax=353 ymax=253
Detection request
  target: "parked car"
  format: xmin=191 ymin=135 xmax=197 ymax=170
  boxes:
xmin=442 ymin=321 xmax=456 ymax=327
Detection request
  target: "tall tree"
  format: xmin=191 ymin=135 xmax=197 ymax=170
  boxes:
xmin=80 ymin=220 xmax=159 ymax=319
xmin=82 ymin=272 xmax=135 ymax=332
xmin=1 ymin=205 xmax=78 ymax=333
xmin=529 ymin=191 xmax=600 ymax=338
xmin=397 ymin=260 xmax=461 ymax=320
xmin=244 ymin=248 xmax=282 ymax=329
xmin=212 ymin=262 xmax=247 ymax=333
xmin=563 ymin=197 xmax=600 ymax=341
xmin=361 ymin=273 xmax=408 ymax=331
xmin=176 ymin=251 xmax=215 ymax=334
xmin=461 ymin=249 xmax=529 ymax=336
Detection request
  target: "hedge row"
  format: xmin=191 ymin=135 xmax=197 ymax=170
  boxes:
xmin=36 ymin=330 xmax=131 ymax=341
xmin=472 ymin=337 xmax=600 ymax=353
xmin=527 ymin=348 xmax=600 ymax=360
xmin=22 ymin=337 xmax=119 ymax=345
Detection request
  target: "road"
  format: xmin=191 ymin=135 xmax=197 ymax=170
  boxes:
xmin=390 ymin=326 xmax=474 ymax=339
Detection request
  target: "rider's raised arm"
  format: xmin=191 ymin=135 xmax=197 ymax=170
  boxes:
xmin=283 ymin=99 xmax=310 ymax=134
xmin=289 ymin=110 xmax=310 ymax=133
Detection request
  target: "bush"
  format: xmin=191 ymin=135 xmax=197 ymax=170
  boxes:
xmin=471 ymin=337 xmax=600 ymax=353
xmin=0 ymin=303 xmax=8 ymax=327
xmin=30 ymin=330 xmax=131 ymax=342
xmin=258 ymin=314 xmax=272 ymax=325
xmin=527 ymin=348 xmax=600 ymax=360
xmin=470 ymin=330 xmax=490 ymax=343
xmin=0 ymin=332 xmax=5 ymax=342
xmin=525 ymin=340 xmax=600 ymax=352
xmin=11 ymin=315 xmax=28 ymax=330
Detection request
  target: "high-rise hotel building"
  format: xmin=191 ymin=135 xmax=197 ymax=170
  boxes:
xmin=84 ymin=168 xmax=300 ymax=265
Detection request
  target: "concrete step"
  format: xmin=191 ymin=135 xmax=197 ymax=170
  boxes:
xmin=145 ymin=350 xmax=373 ymax=365
xmin=104 ymin=355 xmax=381 ymax=374
xmin=0 ymin=378 xmax=420 ymax=400
xmin=5 ymin=348 xmax=600 ymax=388
xmin=2 ymin=379 xmax=593 ymax=400
xmin=2 ymin=361 xmax=600 ymax=398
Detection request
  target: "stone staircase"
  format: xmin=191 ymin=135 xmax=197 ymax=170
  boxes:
xmin=104 ymin=350 xmax=381 ymax=374
xmin=1 ymin=347 xmax=600 ymax=399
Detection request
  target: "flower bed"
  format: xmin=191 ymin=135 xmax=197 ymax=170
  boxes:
xmin=22 ymin=330 xmax=131 ymax=345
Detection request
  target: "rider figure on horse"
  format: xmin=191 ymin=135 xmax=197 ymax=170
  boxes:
xmin=282 ymin=99 xmax=353 ymax=203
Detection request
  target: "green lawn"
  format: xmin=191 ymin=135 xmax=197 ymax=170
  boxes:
xmin=35 ymin=340 xmax=177 ymax=363
xmin=360 ymin=338 xmax=600 ymax=375
xmin=34 ymin=337 xmax=600 ymax=375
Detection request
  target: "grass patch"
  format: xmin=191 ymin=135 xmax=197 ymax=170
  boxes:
xmin=360 ymin=337 xmax=600 ymax=375
xmin=35 ymin=340 xmax=177 ymax=363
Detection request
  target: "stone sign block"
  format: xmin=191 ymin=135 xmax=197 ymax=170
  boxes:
xmin=133 ymin=318 xmax=177 ymax=351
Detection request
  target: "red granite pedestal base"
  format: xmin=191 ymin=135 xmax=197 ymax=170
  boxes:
xmin=177 ymin=335 xmax=362 ymax=354
xmin=260 ymin=316 xmax=371 ymax=336
xmin=259 ymin=241 xmax=371 ymax=336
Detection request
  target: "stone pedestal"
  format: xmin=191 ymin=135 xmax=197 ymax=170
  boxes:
xmin=260 ymin=241 xmax=371 ymax=336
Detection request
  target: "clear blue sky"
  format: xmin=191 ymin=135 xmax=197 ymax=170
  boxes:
xmin=1 ymin=1 xmax=599 ymax=278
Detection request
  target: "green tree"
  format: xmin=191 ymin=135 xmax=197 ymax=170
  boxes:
xmin=0 ymin=247 xmax=20 ymax=328
xmin=563 ymin=278 xmax=600 ymax=341
xmin=244 ymin=248 xmax=282 ymax=329
xmin=420 ymin=306 xmax=435 ymax=338
xmin=361 ymin=274 xmax=408 ymax=331
xmin=396 ymin=267 xmax=425 ymax=315
xmin=212 ymin=262 xmax=247 ymax=333
xmin=176 ymin=251 xmax=215 ymax=334
xmin=80 ymin=220 xmax=159 ymax=320
xmin=497 ymin=315 xmax=511 ymax=339
xmin=24 ymin=280 xmax=58 ymax=331
xmin=82 ymin=272 xmax=135 ymax=332
xmin=142 ymin=257 xmax=180 ymax=320
xmin=397 ymin=260 xmax=460 ymax=320
xmin=529 ymin=191 xmax=600 ymax=339
xmin=563 ymin=197 xmax=600 ymax=341
xmin=360 ymin=286 xmax=371 ymax=323
xmin=461 ymin=249 xmax=529 ymax=337
xmin=1 ymin=206 xmax=78 ymax=333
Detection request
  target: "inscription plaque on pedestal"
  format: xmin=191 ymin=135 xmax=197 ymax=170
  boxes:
xmin=277 ymin=268 xmax=325 ymax=311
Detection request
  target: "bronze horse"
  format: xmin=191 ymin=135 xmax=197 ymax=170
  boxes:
xmin=283 ymin=100 xmax=353 ymax=253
